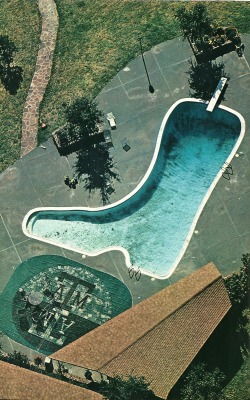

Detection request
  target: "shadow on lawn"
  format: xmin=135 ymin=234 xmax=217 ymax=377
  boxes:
xmin=0 ymin=65 xmax=23 ymax=95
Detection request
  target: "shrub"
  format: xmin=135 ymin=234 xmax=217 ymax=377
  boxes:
xmin=224 ymin=253 xmax=250 ymax=307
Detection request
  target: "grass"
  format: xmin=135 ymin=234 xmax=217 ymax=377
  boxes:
xmin=1 ymin=1 xmax=250 ymax=170
xmin=224 ymin=357 xmax=250 ymax=400
xmin=38 ymin=0 xmax=250 ymax=144
xmin=0 ymin=0 xmax=39 ymax=172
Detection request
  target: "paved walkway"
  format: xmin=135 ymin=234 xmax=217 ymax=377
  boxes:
xmin=21 ymin=0 xmax=58 ymax=157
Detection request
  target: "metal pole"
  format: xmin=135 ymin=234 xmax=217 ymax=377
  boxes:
xmin=138 ymin=37 xmax=154 ymax=93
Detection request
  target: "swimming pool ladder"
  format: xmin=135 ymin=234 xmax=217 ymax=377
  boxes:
xmin=128 ymin=266 xmax=141 ymax=281
xmin=222 ymin=162 xmax=233 ymax=180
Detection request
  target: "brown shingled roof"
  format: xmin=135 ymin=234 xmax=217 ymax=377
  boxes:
xmin=51 ymin=262 xmax=231 ymax=399
xmin=0 ymin=360 xmax=103 ymax=400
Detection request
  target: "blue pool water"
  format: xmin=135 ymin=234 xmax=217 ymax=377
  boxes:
xmin=27 ymin=102 xmax=241 ymax=277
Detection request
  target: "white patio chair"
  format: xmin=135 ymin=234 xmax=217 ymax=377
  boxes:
xmin=107 ymin=112 xmax=116 ymax=129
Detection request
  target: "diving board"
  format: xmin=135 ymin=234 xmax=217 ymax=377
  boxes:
xmin=206 ymin=77 xmax=228 ymax=112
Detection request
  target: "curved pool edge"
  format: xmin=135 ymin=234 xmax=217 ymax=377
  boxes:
xmin=22 ymin=98 xmax=246 ymax=280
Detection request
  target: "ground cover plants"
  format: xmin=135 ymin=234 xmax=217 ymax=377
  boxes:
xmin=1 ymin=1 xmax=250 ymax=172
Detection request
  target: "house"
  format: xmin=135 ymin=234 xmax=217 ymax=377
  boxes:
xmin=0 ymin=360 xmax=103 ymax=400
xmin=51 ymin=262 xmax=231 ymax=399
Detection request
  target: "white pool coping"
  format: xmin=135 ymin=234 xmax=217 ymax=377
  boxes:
xmin=22 ymin=98 xmax=246 ymax=280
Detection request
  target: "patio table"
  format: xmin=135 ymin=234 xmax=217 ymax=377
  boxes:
xmin=28 ymin=291 xmax=44 ymax=306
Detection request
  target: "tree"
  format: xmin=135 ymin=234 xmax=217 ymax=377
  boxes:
xmin=236 ymin=308 xmax=250 ymax=355
xmin=65 ymin=96 xmax=103 ymax=143
xmin=55 ymin=97 xmax=104 ymax=153
xmin=175 ymin=3 xmax=212 ymax=42
xmin=0 ymin=35 xmax=23 ymax=94
xmin=223 ymin=253 xmax=250 ymax=307
xmin=179 ymin=362 xmax=226 ymax=400
xmin=98 ymin=375 xmax=157 ymax=400
xmin=187 ymin=60 xmax=230 ymax=101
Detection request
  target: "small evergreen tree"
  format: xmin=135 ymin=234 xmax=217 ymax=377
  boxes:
xmin=56 ymin=97 xmax=104 ymax=152
xmin=175 ymin=3 xmax=212 ymax=42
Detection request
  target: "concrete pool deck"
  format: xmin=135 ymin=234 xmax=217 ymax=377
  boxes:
xmin=0 ymin=35 xmax=250 ymax=355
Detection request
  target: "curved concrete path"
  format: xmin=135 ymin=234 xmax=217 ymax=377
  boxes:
xmin=21 ymin=0 xmax=58 ymax=157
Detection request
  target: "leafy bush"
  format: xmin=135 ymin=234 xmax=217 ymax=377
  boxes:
xmin=34 ymin=356 xmax=43 ymax=367
xmin=98 ymin=375 xmax=157 ymax=400
xmin=180 ymin=362 xmax=226 ymax=400
xmin=224 ymin=253 xmax=250 ymax=307
xmin=6 ymin=350 xmax=30 ymax=369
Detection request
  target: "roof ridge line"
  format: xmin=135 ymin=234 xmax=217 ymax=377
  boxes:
xmin=99 ymin=274 xmax=222 ymax=371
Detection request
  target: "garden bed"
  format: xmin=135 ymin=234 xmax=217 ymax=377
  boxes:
xmin=52 ymin=126 xmax=105 ymax=156
xmin=189 ymin=26 xmax=243 ymax=63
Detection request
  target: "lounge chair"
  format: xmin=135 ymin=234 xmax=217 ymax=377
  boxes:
xmin=107 ymin=112 xmax=116 ymax=129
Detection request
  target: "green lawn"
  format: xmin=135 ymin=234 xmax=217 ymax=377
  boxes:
xmin=0 ymin=0 xmax=39 ymax=172
xmin=1 ymin=1 xmax=250 ymax=170
xmin=224 ymin=357 xmax=250 ymax=400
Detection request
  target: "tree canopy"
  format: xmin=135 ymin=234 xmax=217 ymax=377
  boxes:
xmin=175 ymin=3 xmax=212 ymax=41
xmin=224 ymin=253 xmax=250 ymax=307
xmin=179 ymin=362 xmax=226 ymax=400
xmin=65 ymin=96 xmax=103 ymax=140
xmin=98 ymin=375 xmax=157 ymax=400
xmin=56 ymin=97 xmax=104 ymax=151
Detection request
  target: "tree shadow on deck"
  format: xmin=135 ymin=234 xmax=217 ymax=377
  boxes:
xmin=74 ymin=144 xmax=120 ymax=205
